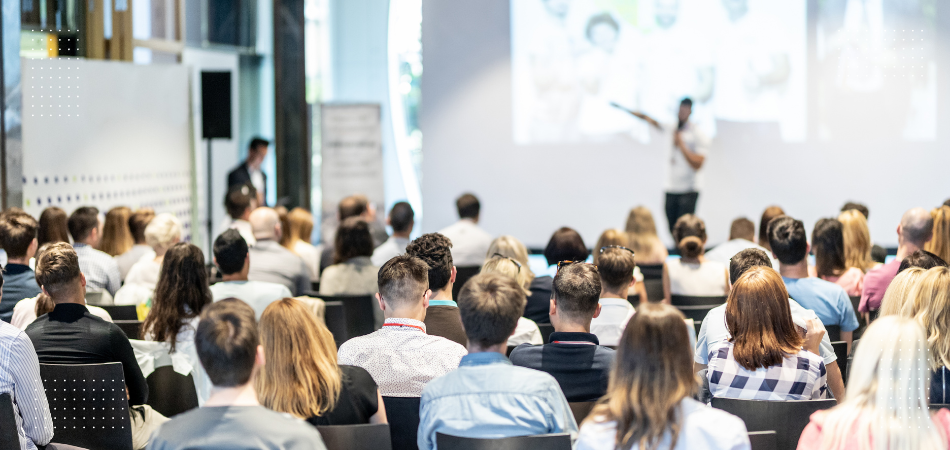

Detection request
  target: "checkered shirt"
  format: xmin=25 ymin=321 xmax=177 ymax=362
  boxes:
xmin=707 ymin=341 xmax=828 ymax=400
xmin=73 ymin=243 xmax=121 ymax=296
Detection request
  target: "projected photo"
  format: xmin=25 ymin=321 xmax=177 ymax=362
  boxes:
xmin=511 ymin=0 xmax=807 ymax=144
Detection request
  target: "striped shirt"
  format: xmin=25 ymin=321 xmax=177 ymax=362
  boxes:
xmin=0 ymin=321 xmax=53 ymax=450
xmin=73 ymin=243 xmax=121 ymax=296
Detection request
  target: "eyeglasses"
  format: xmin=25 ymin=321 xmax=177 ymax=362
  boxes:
xmin=491 ymin=253 xmax=522 ymax=272
xmin=599 ymin=245 xmax=635 ymax=257
xmin=556 ymin=260 xmax=597 ymax=274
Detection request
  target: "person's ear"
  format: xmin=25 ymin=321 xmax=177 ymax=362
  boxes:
xmin=549 ymin=298 xmax=557 ymax=317
xmin=450 ymin=266 xmax=457 ymax=284
xmin=593 ymin=303 xmax=602 ymax=319
xmin=79 ymin=272 xmax=86 ymax=288
xmin=244 ymin=253 xmax=251 ymax=270
xmin=422 ymin=290 xmax=430 ymax=309
xmin=256 ymin=345 xmax=266 ymax=367
xmin=805 ymin=242 xmax=811 ymax=255
xmin=28 ymin=238 xmax=38 ymax=256
xmin=376 ymin=292 xmax=386 ymax=312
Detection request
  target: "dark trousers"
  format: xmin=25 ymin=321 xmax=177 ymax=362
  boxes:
xmin=665 ymin=191 xmax=699 ymax=234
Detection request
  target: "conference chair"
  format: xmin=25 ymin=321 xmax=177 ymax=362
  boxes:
xmin=40 ymin=362 xmax=134 ymax=450
xmin=831 ymin=341 xmax=849 ymax=386
xmin=313 ymin=295 xmax=376 ymax=346
xmin=451 ymin=266 xmax=482 ymax=300
xmin=637 ymin=263 xmax=664 ymax=279
xmin=435 ymin=432 xmax=572 ymax=450
xmin=382 ymin=396 xmax=421 ymax=450
xmin=626 ymin=293 xmax=640 ymax=306
xmin=146 ymin=366 xmax=200 ymax=418
xmin=506 ymin=345 xmax=517 ymax=357
xmin=849 ymin=296 xmax=866 ymax=338
xmin=670 ymin=295 xmax=726 ymax=307
xmin=824 ymin=325 xmax=841 ymax=342
xmin=569 ymin=401 xmax=596 ymax=424
xmin=0 ymin=393 xmax=19 ymax=449
xmin=673 ymin=305 xmax=720 ymax=323
xmin=537 ymin=323 xmax=555 ymax=344
xmin=318 ymin=423 xmax=392 ymax=450
xmin=323 ymin=301 xmax=347 ymax=347
xmin=930 ymin=404 xmax=950 ymax=411
xmin=114 ymin=320 xmax=143 ymax=340
xmin=100 ymin=304 xmax=138 ymax=321
xmin=710 ymin=397 xmax=837 ymax=450
xmin=748 ymin=431 xmax=778 ymax=450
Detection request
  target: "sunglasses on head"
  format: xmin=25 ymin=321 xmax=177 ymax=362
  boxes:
xmin=599 ymin=245 xmax=635 ymax=257
xmin=556 ymin=260 xmax=597 ymax=274
xmin=491 ymin=253 xmax=522 ymax=272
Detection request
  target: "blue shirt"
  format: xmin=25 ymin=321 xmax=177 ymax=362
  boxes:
xmin=0 ymin=264 xmax=42 ymax=323
xmin=782 ymin=277 xmax=859 ymax=332
xmin=417 ymin=352 xmax=578 ymax=450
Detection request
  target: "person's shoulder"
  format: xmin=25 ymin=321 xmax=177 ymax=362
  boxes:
xmin=508 ymin=343 xmax=542 ymax=364
xmin=340 ymin=364 xmax=376 ymax=386
xmin=424 ymin=334 xmax=468 ymax=355
xmin=0 ymin=321 xmax=29 ymax=348
xmin=247 ymin=280 xmax=293 ymax=296
xmin=681 ymin=398 xmax=748 ymax=433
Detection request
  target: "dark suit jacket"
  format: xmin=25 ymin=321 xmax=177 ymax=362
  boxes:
xmin=524 ymin=276 xmax=553 ymax=324
xmin=227 ymin=162 xmax=267 ymax=205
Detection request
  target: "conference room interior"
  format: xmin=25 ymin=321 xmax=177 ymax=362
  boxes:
xmin=2 ymin=0 xmax=950 ymax=449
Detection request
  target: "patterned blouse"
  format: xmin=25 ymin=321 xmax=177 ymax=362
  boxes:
xmin=707 ymin=341 xmax=828 ymax=401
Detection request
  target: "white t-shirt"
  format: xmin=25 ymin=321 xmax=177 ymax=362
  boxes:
xmin=11 ymin=297 xmax=114 ymax=330
xmin=667 ymin=121 xmax=710 ymax=193
xmin=293 ymin=240 xmax=322 ymax=282
xmin=209 ymin=280 xmax=292 ymax=320
xmin=509 ymin=317 xmax=544 ymax=346
xmin=704 ymin=239 xmax=779 ymax=269
xmin=437 ymin=219 xmax=493 ymax=267
xmin=590 ymin=298 xmax=635 ymax=347
xmin=667 ymin=259 xmax=728 ymax=297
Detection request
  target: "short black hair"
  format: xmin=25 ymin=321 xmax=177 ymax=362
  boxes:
xmin=249 ymin=137 xmax=270 ymax=152
xmin=456 ymin=194 xmax=480 ymax=220
xmin=225 ymin=184 xmax=256 ymax=219
xmin=898 ymin=250 xmax=948 ymax=274
xmin=67 ymin=206 xmax=99 ymax=243
xmin=680 ymin=97 xmax=693 ymax=107
xmin=768 ymin=216 xmax=808 ymax=265
xmin=841 ymin=202 xmax=869 ymax=219
xmin=871 ymin=244 xmax=887 ymax=264
xmin=196 ymin=299 xmax=259 ymax=387
xmin=729 ymin=248 xmax=772 ymax=285
xmin=214 ymin=229 xmax=249 ymax=275
xmin=544 ymin=227 xmax=588 ymax=266
xmin=389 ymin=202 xmax=414 ymax=233
xmin=405 ymin=233 xmax=453 ymax=292
xmin=553 ymin=263 xmax=601 ymax=321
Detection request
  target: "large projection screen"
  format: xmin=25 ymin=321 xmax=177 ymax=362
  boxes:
xmin=421 ymin=0 xmax=950 ymax=249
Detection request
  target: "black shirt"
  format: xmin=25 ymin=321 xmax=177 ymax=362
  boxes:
xmin=25 ymin=303 xmax=149 ymax=405
xmin=307 ymin=365 xmax=379 ymax=426
xmin=509 ymin=331 xmax=615 ymax=402
xmin=524 ymin=276 xmax=553 ymax=324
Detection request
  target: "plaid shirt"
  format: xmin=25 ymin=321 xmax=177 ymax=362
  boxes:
xmin=73 ymin=243 xmax=121 ymax=296
xmin=707 ymin=341 xmax=828 ymax=401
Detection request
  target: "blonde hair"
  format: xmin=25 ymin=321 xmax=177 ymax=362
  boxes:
xmin=285 ymin=208 xmax=315 ymax=249
xmin=144 ymin=213 xmax=182 ymax=250
xmin=815 ymin=316 xmax=946 ymax=450
xmin=625 ymin=206 xmax=667 ymax=264
xmin=485 ymin=236 xmax=535 ymax=285
xmin=593 ymin=229 xmax=629 ymax=265
xmin=925 ymin=206 xmax=950 ymax=263
xmin=838 ymin=210 xmax=875 ymax=272
xmin=256 ymin=298 xmax=343 ymax=418
xmin=481 ymin=256 xmax=531 ymax=296
xmin=99 ymin=206 xmax=133 ymax=256
xmin=879 ymin=268 xmax=926 ymax=318
xmin=907 ymin=267 xmax=950 ymax=370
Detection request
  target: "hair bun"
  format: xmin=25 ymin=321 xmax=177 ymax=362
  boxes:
xmin=678 ymin=236 xmax=704 ymax=259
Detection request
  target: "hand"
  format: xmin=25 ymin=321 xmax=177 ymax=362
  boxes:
xmin=673 ymin=132 xmax=683 ymax=147
xmin=803 ymin=318 xmax=825 ymax=355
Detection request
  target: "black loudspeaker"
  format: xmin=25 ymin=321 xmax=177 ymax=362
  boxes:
xmin=200 ymin=71 xmax=232 ymax=139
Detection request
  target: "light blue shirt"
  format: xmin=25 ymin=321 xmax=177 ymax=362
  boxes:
xmin=782 ymin=277 xmax=860 ymax=332
xmin=417 ymin=352 xmax=578 ymax=450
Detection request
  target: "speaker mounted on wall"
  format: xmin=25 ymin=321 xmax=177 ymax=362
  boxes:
xmin=200 ymin=72 xmax=232 ymax=140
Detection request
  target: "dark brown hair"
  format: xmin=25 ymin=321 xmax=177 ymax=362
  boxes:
xmin=128 ymin=208 xmax=155 ymax=244
xmin=34 ymin=242 xmax=81 ymax=298
xmin=728 ymin=248 xmax=772 ymax=285
xmin=812 ymin=218 xmax=846 ymax=278
xmin=726 ymin=266 xmax=803 ymax=370
xmin=457 ymin=273 xmax=526 ymax=348
xmin=543 ymin=227 xmax=588 ymax=266
xmin=338 ymin=195 xmax=369 ymax=220
xmin=377 ymin=255 xmax=429 ymax=309
xmin=456 ymin=193 xmax=480 ymax=219
xmin=225 ymin=184 xmax=256 ymax=219
xmin=673 ymin=214 xmax=706 ymax=259
xmin=37 ymin=207 xmax=70 ymax=246
xmin=0 ymin=208 xmax=38 ymax=258
xmin=758 ymin=206 xmax=785 ymax=250
xmin=598 ymin=247 xmax=636 ymax=291
xmin=729 ymin=217 xmax=755 ymax=241
xmin=196 ymin=298 xmax=259 ymax=387
xmin=333 ymin=217 xmax=374 ymax=264
xmin=405 ymin=233 xmax=454 ymax=292
xmin=67 ymin=206 xmax=99 ymax=243
xmin=553 ymin=263 xmax=602 ymax=320
xmin=142 ymin=243 xmax=212 ymax=350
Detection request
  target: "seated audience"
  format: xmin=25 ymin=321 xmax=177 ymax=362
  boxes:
xmin=576 ymin=303 xmax=750 ymax=450
xmin=589 ymin=246 xmax=636 ymax=346
xmin=479 ymin=255 xmax=543 ymax=345
xmin=437 ymin=193 xmax=493 ymax=267
xmin=67 ymin=206 xmax=121 ymax=296
xmin=319 ymin=217 xmax=380 ymax=297
xmin=418 ymin=273 xmax=577 ymax=449
xmin=809 ymin=218 xmax=865 ymax=297
xmin=148 ymin=299 xmax=327 ymax=449
xmin=591 ymin=229 xmax=647 ymax=301
xmin=757 ymin=205 xmax=785 ymax=251
xmin=26 ymin=243 xmax=162 ymax=449
xmin=925 ymin=205 xmax=950 ymax=263
xmin=838 ymin=209 xmax=877 ymax=272
xmin=877 ymin=267 xmax=927 ymax=318
xmin=706 ymin=266 xmax=828 ymax=400
xmin=372 ymin=201 xmax=414 ymax=266
xmin=257 ymin=298 xmax=387 ymax=426
xmin=0 ymin=209 xmax=41 ymax=321
xmin=98 ymin=206 xmax=133 ymax=257
xmin=12 ymin=245 xmax=113 ymax=327
xmin=859 ymin=207 xmax=933 ymax=313
xmin=798 ymin=316 xmax=950 ymax=449
xmin=282 ymin=207 xmax=321 ymax=281
xmin=223 ymin=183 xmax=258 ymax=246
xmin=526 ymin=227 xmax=589 ymax=323
xmin=770 ymin=216 xmax=859 ymax=349
xmin=337 ymin=255 xmax=467 ymax=397
xmin=695 ymin=248 xmax=845 ymax=401
xmin=898 ymin=249 xmax=948 ymax=273
xmin=706 ymin=217 xmax=776 ymax=268
xmin=116 ymin=208 xmax=155 ymax=280
xmin=37 ymin=206 xmax=69 ymax=247
xmin=510 ymin=262 xmax=615 ymax=402
xmin=904 ymin=267 xmax=950 ymax=405
xmin=404 ymin=233 xmax=467 ymax=346
xmin=625 ymin=206 xmax=669 ymax=264
xmin=841 ymin=201 xmax=888 ymax=266
xmin=210 ymin=230 xmax=291 ymax=319
xmin=320 ymin=195 xmax=387 ymax=272
xmin=122 ymin=213 xmax=182 ymax=292
xmin=665 ymin=214 xmax=729 ymax=300
xmin=247 ymin=207 xmax=310 ymax=296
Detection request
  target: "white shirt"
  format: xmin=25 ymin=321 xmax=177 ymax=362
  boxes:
xmin=667 ymin=121 xmax=710 ymax=193
xmin=510 ymin=317 xmax=544 ymax=346
xmin=704 ymin=239 xmax=779 ymax=269
xmin=371 ymin=236 xmax=411 ymax=267
xmin=337 ymin=317 xmax=468 ymax=397
xmin=221 ymin=218 xmax=256 ymax=247
xmin=249 ymin=168 xmax=265 ymax=199
xmin=209 ymin=280 xmax=292 ymax=320
xmin=438 ymin=219 xmax=493 ymax=267
xmin=667 ymin=259 xmax=728 ymax=297
xmin=11 ymin=297 xmax=113 ymax=330
xmin=590 ymin=298 xmax=635 ymax=347
xmin=124 ymin=258 xmax=162 ymax=290
xmin=115 ymin=245 xmax=154 ymax=281
xmin=293 ymin=241 xmax=322 ymax=282
xmin=576 ymin=398 xmax=750 ymax=450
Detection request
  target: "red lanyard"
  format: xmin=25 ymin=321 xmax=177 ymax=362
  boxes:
xmin=552 ymin=341 xmax=596 ymax=345
xmin=383 ymin=323 xmax=426 ymax=333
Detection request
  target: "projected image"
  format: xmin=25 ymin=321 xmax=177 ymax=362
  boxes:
xmin=511 ymin=0 xmax=807 ymax=144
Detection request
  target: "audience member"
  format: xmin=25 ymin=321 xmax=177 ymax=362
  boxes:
xmin=706 ymin=267 xmax=829 ymax=400
xmin=798 ymin=316 xmax=950 ymax=449
xmin=946 ymin=199 xmax=950 ymax=208
xmin=706 ymin=217 xmax=776 ymax=268
xmin=320 ymin=218 xmax=383 ymax=323
xmin=122 ymin=213 xmax=182 ymax=292
xmin=67 ymin=206 xmax=121 ymax=296
xmin=283 ymin=207 xmax=322 ymax=281
xmin=320 ymin=195 xmax=387 ymax=272
xmin=695 ymin=248 xmax=845 ymax=401
xmin=418 ymin=273 xmax=577 ymax=449
xmin=372 ymin=201 xmax=414 ymax=266
xmin=624 ymin=206 xmax=669 ymax=264
xmin=526 ymin=227 xmax=588 ymax=323
xmin=590 ymin=229 xmax=647 ymax=300
xmin=758 ymin=205 xmax=785 ymax=251
xmin=0 ymin=209 xmax=41 ymax=321
xmin=925 ymin=205 xmax=950 ymax=263
xmin=841 ymin=201 xmax=888 ymax=265
xmin=840 ymin=201 xmax=869 ymax=219
xmin=589 ymin=246 xmax=636 ymax=345
xmin=116 ymin=208 xmax=155 ymax=280
xmin=257 ymin=298 xmax=387 ymax=426
xmin=404 ymin=233 xmax=467 ymax=346
xmin=898 ymin=249 xmax=948 ymax=273
xmin=227 ymin=137 xmax=270 ymax=206
xmin=275 ymin=206 xmax=291 ymax=248
xmin=576 ymin=303 xmax=750 ymax=450
xmin=510 ymin=262 xmax=615 ymax=402
xmin=37 ymin=206 xmax=69 ymax=247
xmin=210 ymin=230 xmax=291 ymax=319
xmin=666 ymin=214 xmax=729 ymax=300
xmin=479 ymin=256 xmax=543 ymax=346
xmin=904 ymin=267 xmax=950 ymax=405
xmin=438 ymin=193 xmax=493 ymax=267
xmin=838 ymin=209 xmax=876 ymax=272
xmin=877 ymin=267 xmax=926 ymax=318
xmin=223 ymin=184 xmax=258 ymax=246
xmin=247 ymin=207 xmax=310 ymax=296
xmin=810 ymin=218 xmax=864 ymax=296
xmin=99 ymin=206 xmax=133 ymax=257
xmin=149 ymin=299 xmax=327 ymax=449
xmin=770 ymin=216 xmax=859 ymax=349
xmin=337 ymin=255 xmax=467 ymax=397
xmin=486 ymin=235 xmax=537 ymax=289
xmin=859 ymin=207 xmax=933 ymax=313
xmin=26 ymin=243 xmax=162 ymax=448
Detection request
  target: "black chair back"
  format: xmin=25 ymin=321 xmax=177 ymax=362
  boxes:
xmin=849 ymin=295 xmax=866 ymax=338
xmin=40 ymin=362 xmax=134 ymax=450
xmin=710 ymin=397 xmax=837 ymax=450
xmin=100 ymin=304 xmax=138 ymax=321
xmin=323 ymin=301 xmax=347 ymax=347
xmin=825 ymin=325 xmax=841 ymax=342
xmin=114 ymin=320 xmax=143 ymax=339
xmin=637 ymin=263 xmax=664 ymax=279
xmin=626 ymin=294 xmax=640 ymax=306
xmin=436 ymin=433 xmax=572 ymax=450
xmin=451 ymin=266 xmax=483 ymax=300
xmin=830 ymin=341 xmax=848 ymax=386
xmin=569 ymin=401 xmax=596 ymax=424
xmin=0 ymin=393 xmax=20 ymax=449
xmin=146 ymin=366 xmax=200 ymax=418
xmin=643 ymin=279 xmax=664 ymax=302
xmin=674 ymin=305 xmax=719 ymax=323
xmin=382 ymin=396 xmax=421 ymax=450
xmin=506 ymin=345 xmax=517 ymax=357
xmin=312 ymin=295 xmax=376 ymax=346
xmin=931 ymin=404 xmax=950 ymax=411
xmin=537 ymin=323 xmax=555 ymax=344
xmin=318 ymin=423 xmax=393 ymax=450
xmin=670 ymin=295 xmax=726 ymax=306
xmin=748 ymin=431 xmax=778 ymax=450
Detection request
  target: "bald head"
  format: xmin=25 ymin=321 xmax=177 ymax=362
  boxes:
xmin=249 ymin=207 xmax=281 ymax=240
xmin=899 ymin=207 xmax=933 ymax=247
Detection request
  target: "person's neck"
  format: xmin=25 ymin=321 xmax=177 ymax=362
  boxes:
xmin=392 ymin=231 xmax=411 ymax=239
xmin=385 ymin=307 xmax=426 ymax=323
xmin=680 ymin=254 xmax=705 ymax=264
xmin=553 ymin=317 xmax=591 ymax=334
xmin=222 ymin=273 xmax=249 ymax=282
xmin=7 ymin=256 xmax=30 ymax=265
xmin=78 ymin=239 xmax=96 ymax=247
xmin=467 ymin=341 xmax=507 ymax=354
xmin=462 ymin=217 xmax=478 ymax=224
xmin=779 ymin=259 xmax=810 ymax=279
xmin=896 ymin=242 xmax=923 ymax=261
xmin=204 ymin=382 xmax=260 ymax=407
xmin=600 ymin=288 xmax=627 ymax=300
xmin=54 ymin=294 xmax=86 ymax=306
xmin=431 ymin=288 xmax=453 ymax=301
xmin=134 ymin=241 xmax=147 ymax=246
xmin=255 ymin=236 xmax=276 ymax=243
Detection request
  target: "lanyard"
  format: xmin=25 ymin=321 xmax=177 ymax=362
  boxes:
xmin=552 ymin=341 xmax=596 ymax=345
xmin=383 ymin=323 xmax=426 ymax=333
